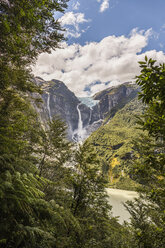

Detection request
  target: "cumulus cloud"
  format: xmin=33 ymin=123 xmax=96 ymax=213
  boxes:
xmin=59 ymin=12 xmax=90 ymax=38
xmin=100 ymin=0 xmax=109 ymax=12
xmin=33 ymin=28 xmax=165 ymax=97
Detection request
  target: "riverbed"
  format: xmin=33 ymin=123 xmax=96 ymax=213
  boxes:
xmin=107 ymin=188 xmax=138 ymax=223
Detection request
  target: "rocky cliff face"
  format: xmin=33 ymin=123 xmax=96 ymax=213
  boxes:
xmin=33 ymin=78 xmax=139 ymax=142
xmin=93 ymin=83 xmax=139 ymax=120
xmin=34 ymin=77 xmax=80 ymax=140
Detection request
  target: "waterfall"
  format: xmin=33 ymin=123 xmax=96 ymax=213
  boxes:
xmin=76 ymin=103 xmax=86 ymax=142
xmin=47 ymin=92 xmax=52 ymax=121
xmin=72 ymin=103 xmax=86 ymax=142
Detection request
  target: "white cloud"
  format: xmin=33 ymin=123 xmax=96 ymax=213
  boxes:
xmin=59 ymin=12 xmax=90 ymax=38
xmin=100 ymin=0 xmax=109 ymax=12
xmin=97 ymin=0 xmax=118 ymax=13
xmin=59 ymin=12 xmax=88 ymax=28
xmin=33 ymin=29 xmax=165 ymax=97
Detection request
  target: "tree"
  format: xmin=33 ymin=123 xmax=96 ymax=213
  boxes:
xmin=38 ymin=118 xmax=73 ymax=206
xmin=0 ymin=0 xmax=68 ymax=94
xmin=125 ymin=57 xmax=165 ymax=248
xmin=132 ymin=57 xmax=165 ymax=202
xmin=0 ymin=0 xmax=70 ymax=246
xmin=0 ymin=0 xmax=69 ymax=164
xmin=68 ymin=142 xmax=121 ymax=248
xmin=0 ymin=0 xmax=67 ymax=64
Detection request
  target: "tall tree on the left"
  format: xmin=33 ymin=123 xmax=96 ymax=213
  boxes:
xmin=0 ymin=1 xmax=68 ymax=247
xmin=0 ymin=0 xmax=68 ymax=92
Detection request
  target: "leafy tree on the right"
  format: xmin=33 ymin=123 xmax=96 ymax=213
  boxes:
xmin=125 ymin=57 xmax=165 ymax=248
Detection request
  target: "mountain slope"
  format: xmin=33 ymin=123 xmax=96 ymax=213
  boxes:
xmin=33 ymin=77 xmax=144 ymax=189
xmin=87 ymin=97 xmax=145 ymax=190
xmin=93 ymin=82 xmax=139 ymax=120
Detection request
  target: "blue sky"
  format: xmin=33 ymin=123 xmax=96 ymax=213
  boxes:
xmin=65 ymin=0 xmax=165 ymax=50
xmin=34 ymin=0 xmax=165 ymax=96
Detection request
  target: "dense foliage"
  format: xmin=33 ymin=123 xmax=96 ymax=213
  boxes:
xmin=125 ymin=57 xmax=165 ymax=248
xmin=0 ymin=1 xmax=123 ymax=247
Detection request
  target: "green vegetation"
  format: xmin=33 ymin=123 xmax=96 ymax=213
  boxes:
xmin=125 ymin=57 xmax=165 ymax=248
xmin=1 ymin=0 xmax=165 ymax=246
xmin=87 ymin=97 xmax=145 ymax=190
